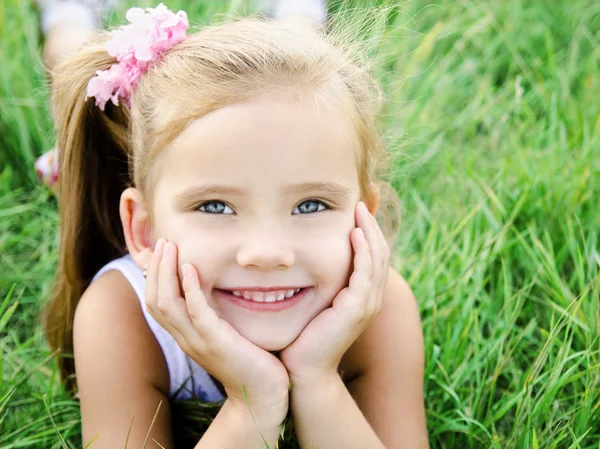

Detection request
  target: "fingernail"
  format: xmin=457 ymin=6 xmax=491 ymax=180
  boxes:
xmin=163 ymin=243 xmax=170 ymax=257
xmin=354 ymin=228 xmax=364 ymax=241
xmin=155 ymin=239 xmax=165 ymax=253
xmin=362 ymin=202 xmax=373 ymax=216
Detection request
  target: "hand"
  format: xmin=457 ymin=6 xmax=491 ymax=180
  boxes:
xmin=144 ymin=240 xmax=290 ymax=415
xmin=279 ymin=201 xmax=390 ymax=385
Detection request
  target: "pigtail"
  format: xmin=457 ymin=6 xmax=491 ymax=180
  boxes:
xmin=43 ymin=33 xmax=131 ymax=392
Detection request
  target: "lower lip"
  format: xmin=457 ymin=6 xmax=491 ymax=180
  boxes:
xmin=214 ymin=287 xmax=312 ymax=312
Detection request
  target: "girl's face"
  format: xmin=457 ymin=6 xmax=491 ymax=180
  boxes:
xmin=151 ymin=92 xmax=362 ymax=351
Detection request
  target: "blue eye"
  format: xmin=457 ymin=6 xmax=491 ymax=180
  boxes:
xmin=197 ymin=201 xmax=234 ymax=214
xmin=293 ymin=200 xmax=328 ymax=215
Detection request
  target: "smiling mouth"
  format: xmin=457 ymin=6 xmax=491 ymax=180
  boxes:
xmin=216 ymin=288 xmax=307 ymax=303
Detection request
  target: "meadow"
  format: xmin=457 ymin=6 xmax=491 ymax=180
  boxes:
xmin=1 ymin=0 xmax=599 ymax=448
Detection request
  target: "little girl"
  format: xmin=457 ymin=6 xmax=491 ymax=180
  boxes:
xmin=43 ymin=4 xmax=428 ymax=448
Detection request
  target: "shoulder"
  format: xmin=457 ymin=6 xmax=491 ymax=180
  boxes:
xmin=340 ymin=268 xmax=424 ymax=380
xmin=74 ymin=269 xmax=170 ymax=396
xmin=74 ymin=270 xmax=174 ymax=447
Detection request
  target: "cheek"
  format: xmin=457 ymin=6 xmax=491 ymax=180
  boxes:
xmin=301 ymin=220 xmax=354 ymax=296
xmin=176 ymin=238 xmax=214 ymax=269
xmin=154 ymin=217 xmax=228 ymax=282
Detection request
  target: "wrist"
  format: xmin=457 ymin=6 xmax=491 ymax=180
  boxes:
xmin=290 ymin=369 xmax=343 ymax=395
xmin=214 ymin=399 xmax=288 ymax=447
xmin=226 ymin=391 xmax=289 ymax=427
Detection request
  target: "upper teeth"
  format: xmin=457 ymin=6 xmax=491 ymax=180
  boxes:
xmin=230 ymin=288 xmax=301 ymax=302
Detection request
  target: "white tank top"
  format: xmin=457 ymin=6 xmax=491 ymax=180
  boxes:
xmin=92 ymin=254 xmax=225 ymax=403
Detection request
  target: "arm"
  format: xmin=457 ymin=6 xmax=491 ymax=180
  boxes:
xmin=194 ymin=399 xmax=285 ymax=448
xmin=291 ymin=373 xmax=384 ymax=449
xmin=290 ymin=270 xmax=428 ymax=449
xmin=74 ymin=271 xmax=173 ymax=448
xmin=75 ymin=270 xmax=286 ymax=449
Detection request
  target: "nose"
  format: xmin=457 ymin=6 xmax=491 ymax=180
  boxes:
xmin=236 ymin=223 xmax=295 ymax=271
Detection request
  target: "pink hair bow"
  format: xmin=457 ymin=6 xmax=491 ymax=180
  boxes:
xmin=86 ymin=3 xmax=188 ymax=111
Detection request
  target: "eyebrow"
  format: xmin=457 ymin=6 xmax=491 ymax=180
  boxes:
xmin=173 ymin=185 xmax=247 ymax=205
xmin=283 ymin=181 xmax=352 ymax=198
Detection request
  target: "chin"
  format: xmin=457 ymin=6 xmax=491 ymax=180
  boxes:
xmin=246 ymin=332 xmax=299 ymax=352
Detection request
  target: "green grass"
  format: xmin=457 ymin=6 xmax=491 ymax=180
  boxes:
xmin=1 ymin=0 xmax=599 ymax=448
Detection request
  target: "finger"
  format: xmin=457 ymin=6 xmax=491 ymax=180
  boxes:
xmin=368 ymin=208 xmax=390 ymax=274
xmin=370 ymin=210 xmax=390 ymax=271
xmin=366 ymin=205 xmax=387 ymax=253
xmin=156 ymin=242 xmax=189 ymax=325
xmin=157 ymin=241 xmax=182 ymax=302
xmin=144 ymin=238 xmax=165 ymax=314
xmin=182 ymin=263 xmax=222 ymax=338
xmin=143 ymin=240 xmax=186 ymax=343
xmin=151 ymin=243 xmax=201 ymax=348
xmin=357 ymin=202 xmax=389 ymax=292
xmin=356 ymin=201 xmax=383 ymax=276
xmin=341 ymin=227 xmax=372 ymax=322
xmin=363 ymin=206 xmax=390 ymax=315
xmin=357 ymin=202 xmax=385 ymax=258
xmin=356 ymin=202 xmax=379 ymax=250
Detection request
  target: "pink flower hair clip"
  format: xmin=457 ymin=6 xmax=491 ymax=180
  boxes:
xmin=86 ymin=3 xmax=188 ymax=111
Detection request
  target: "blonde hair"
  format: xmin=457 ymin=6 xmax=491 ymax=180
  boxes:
xmin=44 ymin=16 xmax=400 ymax=391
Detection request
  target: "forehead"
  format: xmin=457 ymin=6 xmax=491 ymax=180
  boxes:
xmin=156 ymin=92 xmax=360 ymax=191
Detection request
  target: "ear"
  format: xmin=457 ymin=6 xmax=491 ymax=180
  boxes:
xmin=120 ymin=187 xmax=155 ymax=271
xmin=365 ymin=182 xmax=380 ymax=216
